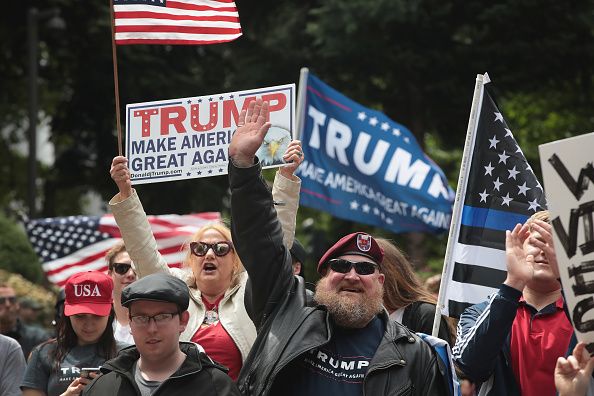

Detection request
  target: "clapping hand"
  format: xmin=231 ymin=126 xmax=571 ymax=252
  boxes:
xmin=555 ymin=342 xmax=594 ymax=396
xmin=504 ymin=223 xmax=532 ymax=291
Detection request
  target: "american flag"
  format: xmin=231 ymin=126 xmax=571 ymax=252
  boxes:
xmin=26 ymin=212 xmax=220 ymax=287
xmin=438 ymin=74 xmax=547 ymax=318
xmin=112 ymin=0 xmax=242 ymax=45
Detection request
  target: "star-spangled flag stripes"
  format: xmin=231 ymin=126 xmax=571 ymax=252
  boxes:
xmin=112 ymin=0 xmax=242 ymax=45
xmin=439 ymin=74 xmax=547 ymax=318
xmin=26 ymin=212 xmax=220 ymax=286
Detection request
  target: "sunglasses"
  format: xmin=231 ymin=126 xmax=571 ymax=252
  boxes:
xmin=0 ymin=296 xmax=17 ymax=305
xmin=190 ymin=241 xmax=234 ymax=257
xmin=112 ymin=263 xmax=135 ymax=276
xmin=327 ymin=258 xmax=380 ymax=275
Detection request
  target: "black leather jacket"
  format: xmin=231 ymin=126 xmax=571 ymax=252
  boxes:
xmin=229 ymin=160 xmax=447 ymax=396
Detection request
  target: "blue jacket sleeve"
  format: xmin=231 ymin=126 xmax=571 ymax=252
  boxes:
xmin=452 ymin=284 xmax=521 ymax=382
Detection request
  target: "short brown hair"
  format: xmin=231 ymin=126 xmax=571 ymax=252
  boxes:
xmin=105 ymin=240 xmax=127 ymax=271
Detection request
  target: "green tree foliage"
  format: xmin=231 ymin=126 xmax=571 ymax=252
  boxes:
xmin=0 ymin=215 xmax=43 ymax=283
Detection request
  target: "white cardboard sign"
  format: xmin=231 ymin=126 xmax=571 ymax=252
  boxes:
xmin=539 ymin=132 xmax=594 ymax=349
xmin=125 ymin=84 xmax=296 ymax=184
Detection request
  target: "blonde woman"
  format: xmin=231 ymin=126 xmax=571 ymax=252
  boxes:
xmin=108 ymin=142 xmax=303 ymax=380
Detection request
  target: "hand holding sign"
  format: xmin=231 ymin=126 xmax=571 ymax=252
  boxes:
xmin=110 ymin=156 xmax=132 ymax=199
xmin=279 ymin=140 xmax=304 ymax=181
xmin=504 ymin=223 xmax=533 ymax=291
xmin=229 ymin=99 xmax=271 ymax=167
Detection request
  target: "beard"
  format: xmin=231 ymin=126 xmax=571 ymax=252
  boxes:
xmin=314 ymin=277 xmax=384 ymax=328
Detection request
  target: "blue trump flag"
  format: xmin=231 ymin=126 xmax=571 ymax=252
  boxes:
xmin=296 ymin=73 xmax=454 ymax=234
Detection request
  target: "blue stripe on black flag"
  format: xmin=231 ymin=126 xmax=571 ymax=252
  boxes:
xmin=461 ymin=205 xmax=529 ymax=231
xmin=458 ymin=205 xmax=530 ymax=250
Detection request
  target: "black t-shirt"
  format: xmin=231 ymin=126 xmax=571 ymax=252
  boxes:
xmin=271 ymin=316 xmax=384 ymax=395
xmin=22 ymin=341 xmax=123 ymax=396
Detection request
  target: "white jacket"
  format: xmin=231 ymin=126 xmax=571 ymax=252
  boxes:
xmin=108 ymin=171 xmax=300 ymax=361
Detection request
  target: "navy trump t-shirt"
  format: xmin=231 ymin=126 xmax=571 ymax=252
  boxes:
xmin=271 ymin=315 xmax=384 ymax=395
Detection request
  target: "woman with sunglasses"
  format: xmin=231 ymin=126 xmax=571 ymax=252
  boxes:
xmin=107 ymin=142 xmax=303 ymax=380
xmin=22 ymin=271 xmax=125 ymax=396
xmin=104 ymin=241 xmax=137 ymax=345
xmin=376 ymin=238 xmax=455 ymax=345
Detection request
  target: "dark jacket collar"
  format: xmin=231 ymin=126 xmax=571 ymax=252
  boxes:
xmin=101 ymin=341 xmax=215 ymax=377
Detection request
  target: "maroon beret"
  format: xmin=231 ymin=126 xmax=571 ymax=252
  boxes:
xmin=317 ymin=232 xmax=384 ymax=274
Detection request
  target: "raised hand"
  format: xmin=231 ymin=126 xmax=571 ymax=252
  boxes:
xmin=110 ymin=156 xmax=132 ymax=199
xmin=555 ymin=342 xmax=594 ymax=396
xmin=228 ymin=98 xmax=271 ymax=167
xmin=279 ymin=140 xmax=304 ymax=181
xmin=504 ymin=222 xmax=532 ymax=291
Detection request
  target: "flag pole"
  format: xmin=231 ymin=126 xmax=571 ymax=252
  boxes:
xmin=294 ymin=67 xmax=309 ymax=141
xmin=109 ymin=0 xmax=123 ymax=156
xmin=431 ymin=73 xmax=486 ymax=337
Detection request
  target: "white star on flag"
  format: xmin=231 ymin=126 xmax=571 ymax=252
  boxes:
xmin=488 ymin=136 xmax=500 ymax=149
xmin=362 ymin=204 xmax=370 ymax=213
xmin=508 ymin=166 xmax=519 ymax=180
xmin=498 ymin=151 xmax=510 ymax=164
xmin=517 ymin=182 xmax=531 ymax=196
xmin=504 ymin=128 xmax=513 ymax=137
xmin=369 ymin=117 xmax=378 ymax=126
xmin=350 ymin=201 xmax=360 ymax=210
xmin=357 ymin=112 xmax=367 ymax=121
xmin=479 ymin=190 xmax=489 ymax=203
xmin=392 ymin=128 xmax=401 ymax=136
xmin=494 ymin=112 xmax=503 ymax=122
xmin=484 ymin=162 xmax=494 ymax=176
xmin=501 ymin=193 xmax=513 ymax=206
xmin=381 ymin=122 xmax=390 ymax=131
xmin=373 ymin=207 xmax=380 ymax=215
xmin=493 ymin=177 xmax=503 ymax=191
xmin=528 ymin=198 xmax=540 ymax=212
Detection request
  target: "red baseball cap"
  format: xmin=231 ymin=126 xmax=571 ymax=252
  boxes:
xmin=64 ymin=271 xmax=114 ymax=317
xmin=317 ymin=232 xmax=384 ymax=274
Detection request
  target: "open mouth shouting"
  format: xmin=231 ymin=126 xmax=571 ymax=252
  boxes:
xmin=202 ymin=262 xmax=218 ymax=274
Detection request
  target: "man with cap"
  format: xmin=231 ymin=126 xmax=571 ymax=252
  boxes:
xmin=228 ymin=99 xmax=447 ymax=395
xmin=83 ymin=273 xmax=239 ymax=396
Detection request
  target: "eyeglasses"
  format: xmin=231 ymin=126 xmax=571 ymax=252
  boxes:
xmin=327 ymin=259 xmax=380 ymax=275
xmin=129 ymin=312 xmax=179 ymax=327
xmin=112 ymin=263 xmax=135 ymax=276
xmin=0 ymin=296 xmax=16 ymax=305
xmin=189 ymin=241 xmax=234 ymax=257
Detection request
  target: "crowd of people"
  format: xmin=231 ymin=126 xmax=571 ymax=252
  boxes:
xmin=1 ymin=98 xmax=592 ymax=395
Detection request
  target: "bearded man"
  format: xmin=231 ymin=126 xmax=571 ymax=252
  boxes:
xmin=228 ymin=99 xmax=446 ymax=396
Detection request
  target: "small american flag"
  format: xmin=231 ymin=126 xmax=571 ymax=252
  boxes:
xmin=26 ymin=212 xmax=220 ymax=286
xmin=112 ymin=0 xmax=242 ymax=45
xmin=439 ymin=74 xmax=547 ymax=318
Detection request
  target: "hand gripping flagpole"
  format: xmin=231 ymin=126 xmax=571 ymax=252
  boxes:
xmin=431 ymin=73 xmax=487 ymax=337
xmin=109 ymin=0 xmax=123 ymax=156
